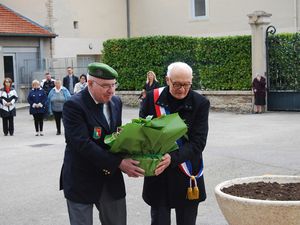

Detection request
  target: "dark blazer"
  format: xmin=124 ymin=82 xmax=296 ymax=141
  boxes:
xmin=63 ymin=75 xmax=79 ymax=92
xmin=60 ymin=88 xmax=125 ymax=204
xmin=143 ymin=80 xmax=160 ymax=92
xmin=140 ymin=86 xmax=210 ymax=207
xmin=27 ymin=88 xmax=48 ymax=114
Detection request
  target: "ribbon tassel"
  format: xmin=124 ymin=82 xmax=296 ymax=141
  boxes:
xmin=187 ymin=176 xmax=199 ymax=200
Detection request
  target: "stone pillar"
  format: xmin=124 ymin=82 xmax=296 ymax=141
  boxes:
xmin=247 ymin=11 xmax=272 ymax=80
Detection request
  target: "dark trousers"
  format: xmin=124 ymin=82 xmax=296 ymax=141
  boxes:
xmin=150 ymin=204 xmax=199 ymax=225
xmin=66 ymin=183 xmax=126 ymax=225
xmin=33 ymin=113 xmax=44 ymax=132
xmin=2 ymin=116 xmax=14 ymax=135
xmin=53 ymin=111 xmax=62 ymax=133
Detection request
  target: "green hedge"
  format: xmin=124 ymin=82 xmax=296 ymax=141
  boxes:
xmin=102 ymin=35 xmax=252 ymax=90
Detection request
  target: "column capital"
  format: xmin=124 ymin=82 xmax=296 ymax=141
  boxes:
xmin=247 ymin=11 xmax=272 ymax=25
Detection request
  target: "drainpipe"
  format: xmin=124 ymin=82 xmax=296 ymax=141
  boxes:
xmin=39 ymin=38 xmax=44 ymax=70
xmin=295 ymin=0 xmax=299 ymax=31
xmin=126 ymin=0 xmax=131 ymax=38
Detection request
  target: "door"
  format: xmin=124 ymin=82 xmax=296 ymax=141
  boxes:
xmin=3 ymin=54 xmax=16 ymax=83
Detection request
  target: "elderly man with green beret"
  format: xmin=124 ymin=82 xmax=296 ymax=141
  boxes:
xmin=60 ymin=62 xmax=144 ymax=225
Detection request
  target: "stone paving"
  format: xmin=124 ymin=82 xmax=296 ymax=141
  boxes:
xmin=0 ymin=104 xmax=299 ymax=225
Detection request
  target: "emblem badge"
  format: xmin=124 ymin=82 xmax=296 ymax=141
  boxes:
xmin=93 ymin=127 xmax=102 ymax=139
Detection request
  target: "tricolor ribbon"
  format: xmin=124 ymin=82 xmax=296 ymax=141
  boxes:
xmin=153 ymin=87 xmax=203 ymax=199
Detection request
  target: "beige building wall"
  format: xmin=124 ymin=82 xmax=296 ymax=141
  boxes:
xmin=51 ymin=0 xmax=127 ymax=58
xmin=1 ymin=0 xmax=127 ymax=58
xmin=129 ymin=0 xmax=299 ymax=37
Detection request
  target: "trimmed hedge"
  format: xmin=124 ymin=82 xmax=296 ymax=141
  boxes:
xmin=102 ymin=35 xmax=252 ymax=90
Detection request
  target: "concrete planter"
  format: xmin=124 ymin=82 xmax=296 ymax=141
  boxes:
xmin=215 ymin=175 xmax=300 ymax=225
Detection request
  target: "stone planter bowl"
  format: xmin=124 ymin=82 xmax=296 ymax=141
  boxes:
xmin=215 ymin=175 xmax=300 ymax=225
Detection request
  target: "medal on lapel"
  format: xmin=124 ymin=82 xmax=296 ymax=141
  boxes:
xmin=93 ymin=127 xmax=102 ymax=139
xmin=187 ymin=176 xmax=200 ymax=200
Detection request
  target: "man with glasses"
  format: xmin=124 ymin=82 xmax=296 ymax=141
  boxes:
xmin=60 ymin=62 xmax=144 ymax=225
xmin=140 ymin=62 xmax=210 ymax=225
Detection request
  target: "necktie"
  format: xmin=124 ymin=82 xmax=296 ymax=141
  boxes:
xmin=99 ymin=103 xmax=109 ymax=129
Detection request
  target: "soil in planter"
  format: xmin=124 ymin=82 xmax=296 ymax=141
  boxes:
xmin=222 ymin=182 xmax=300 ymax=201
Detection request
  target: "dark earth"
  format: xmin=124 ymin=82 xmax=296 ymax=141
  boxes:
xmin=222 ymin=182 xmax=300 ymax=201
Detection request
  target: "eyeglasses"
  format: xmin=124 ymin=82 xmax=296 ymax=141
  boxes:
xmin=93 ymin=80 xmax=118 ymax=90
xmin=170 ymin=79 xmax=192 ymax=90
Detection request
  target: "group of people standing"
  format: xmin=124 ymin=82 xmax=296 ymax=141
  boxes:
xmin=0 ymin=60 xmax=268 ymax=225
xmin=0 ymin=67 xmax=88 ymax=136
xmin=27 ymin=67 xmax=88 ymax=136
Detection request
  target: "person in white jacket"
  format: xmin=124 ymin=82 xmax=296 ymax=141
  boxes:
xmin=0 ymin=77 xmax=18 ymax=136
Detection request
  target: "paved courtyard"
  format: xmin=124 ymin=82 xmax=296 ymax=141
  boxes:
xmin=0 ymin=106 xmax=299 ymax=225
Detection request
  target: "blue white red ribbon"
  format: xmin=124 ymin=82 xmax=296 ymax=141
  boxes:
xmin=153 ymin=87 xmax=203 ymax=180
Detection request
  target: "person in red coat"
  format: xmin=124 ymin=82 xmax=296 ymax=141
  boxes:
xmin=252 ymin=73 xmax=266 ymax=113
xmin=140 ymin=62 xmax=210 ymax=225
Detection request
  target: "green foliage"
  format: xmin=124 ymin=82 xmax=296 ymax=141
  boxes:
xmin=195 ymin=36 xmax=252 ymax=90
xmin=102 ymin=35 xmax=252 ymax=90
xmin=267 ymin=33 xmax=300 ymax=90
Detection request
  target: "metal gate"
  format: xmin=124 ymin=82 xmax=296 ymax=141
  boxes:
xmin=266 ymin=26 xmax=300 ymax=111
xmin=45 ymin=56 xmax=98 ymax=80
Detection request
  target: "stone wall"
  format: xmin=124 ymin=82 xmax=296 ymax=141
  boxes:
xmin=116 ymin=90 xmax=253 ymax=113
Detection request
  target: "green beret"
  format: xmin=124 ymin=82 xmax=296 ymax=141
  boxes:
xmin=88 ymin=62 xmax=118 ymax=79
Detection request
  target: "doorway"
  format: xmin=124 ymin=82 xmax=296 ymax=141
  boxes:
xmin=4 ymin=54 xmax=15 ymax=82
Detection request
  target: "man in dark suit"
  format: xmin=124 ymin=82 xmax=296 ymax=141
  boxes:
xmin=60 ymin=62 xmax=144 ymax=225
xmin=140 ymin=62 xmax=210 ymax=225
xmin=63 ymin=67 xmax=79 ymax=95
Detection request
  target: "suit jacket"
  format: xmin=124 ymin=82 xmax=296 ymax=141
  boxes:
xmin=27 ymin=88 xmax=48 ymax=114
xmin=60 ymin=88 xmax=125 ymax=204
xmin=63 ymin=75 xmax=79 ymax=93
xmin=140 ymin=86 xmax=210 ymax=207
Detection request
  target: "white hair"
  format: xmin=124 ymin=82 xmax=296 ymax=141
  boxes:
xmin=166 ymin=62 xmax=193 ymax=77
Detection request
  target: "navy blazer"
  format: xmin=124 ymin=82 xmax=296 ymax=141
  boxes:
xmin=27 ymin=88 xmax=48 ymax=114
xmin=60 ymin=88 xmax=125 ymax=204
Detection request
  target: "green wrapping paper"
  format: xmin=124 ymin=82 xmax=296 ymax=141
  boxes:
xmin=131 ymin=154 xmax=162 ymax=176
xmin=104 ymin=113 xmax=187 ymax=176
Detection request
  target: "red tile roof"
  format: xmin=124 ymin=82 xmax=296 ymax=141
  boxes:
xmin=0 ymin=4 xmax=56 ymax=38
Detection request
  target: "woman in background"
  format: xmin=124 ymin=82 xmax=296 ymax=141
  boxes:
xmin=74 ymin=74 xmax=87 ymax=94
xmin=252 ymin=73 xmax=266 ymax=114
xmin=142 ymin=71 xmax=160 ymax=93
xmin=0 ymin=78 xmax=18 ymax=136
xmin=48 ymin=79 xmax=71 ymax=135
xmin=139 ymin=71 xmax=160 ymax=117
xmin=27 ymin=80 xmax=48 ymax=136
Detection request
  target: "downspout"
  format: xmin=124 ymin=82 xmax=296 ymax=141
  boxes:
xmin=126 ymin=0 xmax=131 ymax=38
xmin=39 ymin=38 xmax=44 ymax=70
xmin=295 ymin=0 xmax=299 ymax=31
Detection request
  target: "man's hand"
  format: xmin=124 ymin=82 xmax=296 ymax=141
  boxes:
xmin=155 ymin=153 xmax=171 ymax=176
xmin=119 ymin=158 xmax=144 ymax=178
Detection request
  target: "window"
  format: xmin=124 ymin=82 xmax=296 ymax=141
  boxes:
xmin=192 ymin=0 xmax=208 ymax=18
xmin=73 ymin=21 xmax=79 ymax=29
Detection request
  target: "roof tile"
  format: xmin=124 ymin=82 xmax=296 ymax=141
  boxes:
xmin=0 ymin=4 xmax=56 ymax=37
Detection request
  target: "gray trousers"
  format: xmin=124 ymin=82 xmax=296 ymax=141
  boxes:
xmin=67 ymin=184 xmax=126 ymax=225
